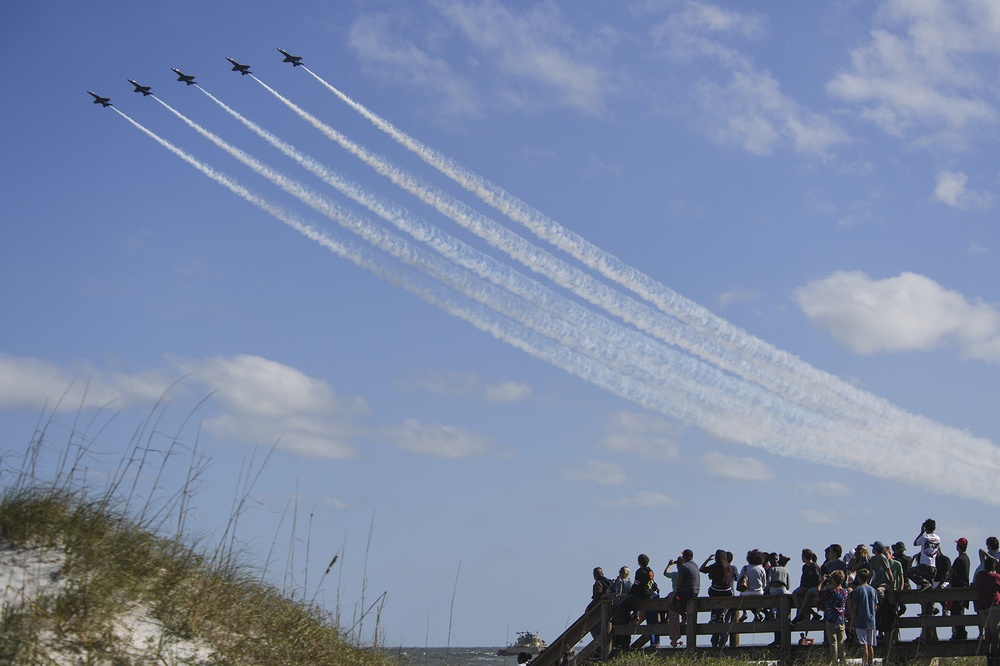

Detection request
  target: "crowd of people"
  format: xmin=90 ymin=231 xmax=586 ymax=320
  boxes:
xmin=587 ymin=520 xmax=1000 ymax=666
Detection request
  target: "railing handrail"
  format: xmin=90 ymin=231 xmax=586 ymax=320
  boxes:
xmin=536 ymin=586 xmax=981 ymax=664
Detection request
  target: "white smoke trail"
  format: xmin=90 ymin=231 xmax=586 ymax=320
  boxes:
xmin=295 ymin=70 xmax=1000 ymax=500
xmin=153 ymin=96 xmax=829 ymax=442
xmin=124 ymin=103 xmax=1000 ymax=501
xmin=252 ymin=76 xmax=868 ymax=427
xmin=196 ymin=85 xmax=846 ymax=442
xmin=304 ymin=68 xmax=891 ymax=415
xmin=114 ymin=107 xmax=811 ymax=459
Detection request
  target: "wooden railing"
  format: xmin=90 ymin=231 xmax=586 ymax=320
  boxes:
xmin=529 ymin=587 xmax=984 ymax=665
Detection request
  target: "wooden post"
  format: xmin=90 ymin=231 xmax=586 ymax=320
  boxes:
xmin=686 ymin=598 xmax=698 ymax=649
xmin=780 ymin=595 xmax=793 ymax=662
xmin=599 ymin=601 xmax=610 ymax=660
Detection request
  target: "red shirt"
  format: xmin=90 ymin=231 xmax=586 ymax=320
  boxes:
xmin=974 ymin=570 xmax=1000 ymax=611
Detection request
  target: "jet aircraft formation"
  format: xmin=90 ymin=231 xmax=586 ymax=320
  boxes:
xmin=90 ymin=50 xmax=303 ymax=106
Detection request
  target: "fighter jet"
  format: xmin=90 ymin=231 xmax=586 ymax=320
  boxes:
xmin=88 ymin=91 xmax=112 ymax=107
xmin=277 ymin=49 xmax=303 ymax=67
xmin=171 ymin=68 xmax=197 ymax=85
xmin=127 ymin=79 xmax=153 ymax=96
xmin=226 ymin=57 xmax=252 ymax=75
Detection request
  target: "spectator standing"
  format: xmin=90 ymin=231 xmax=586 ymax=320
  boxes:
xmin=635 ymin=554 xmax=661 ymax=648
xmin=818 ymin=570 xmax=849 ymax=664
xmin=700 ymin=549 xmax=735 ymax=648
xmin=849 ymin=569 xmax=879 ymax=666
xmin=974 ymin=557 xmax=1000 ymax=666
xmin=950 ymin=538 xmax=971 ymax=640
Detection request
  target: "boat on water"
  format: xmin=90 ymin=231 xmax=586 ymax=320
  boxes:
xmin=498 ymin=631 xmax=548 ymax=656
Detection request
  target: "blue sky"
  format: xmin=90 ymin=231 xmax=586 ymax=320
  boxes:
xmin=2 ymin=0 xmax=999 ymax=649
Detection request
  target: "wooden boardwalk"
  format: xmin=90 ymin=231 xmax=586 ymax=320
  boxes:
xmin=530 ymin=587 xmax=987 ymax=666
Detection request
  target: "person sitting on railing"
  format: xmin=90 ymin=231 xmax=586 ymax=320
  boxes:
xmin=737 ymin=549 xmax=767 ymax=622
xmin=701 ymin=549 xmax=736 ymax=647
xmin=610 ymin=566 xmax=632 ymax=601
xmin=792 ymin=548 xmax=823 ymax=625
xmin=587 ymin=567 xmax=613 ymax=640
xmin=848 ymin=545 xmax=871 ymax=591
xmin=765 ymin=553 xmax=791 ymax=646
xmin=910 ymin=519 xmax=941 ymax=591
xmin=976 ymin=537 xmax=1000 ymax=578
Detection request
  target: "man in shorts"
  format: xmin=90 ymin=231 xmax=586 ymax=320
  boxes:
xmin=849 ymin=568 xmax=879 ymax=666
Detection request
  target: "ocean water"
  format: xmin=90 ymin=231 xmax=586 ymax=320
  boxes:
xmin=387 ymin=647 xmax=519 ymax=666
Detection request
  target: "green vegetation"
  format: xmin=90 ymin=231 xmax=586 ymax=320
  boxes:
xmin=0 ymin=409 xmax=396 ymax=665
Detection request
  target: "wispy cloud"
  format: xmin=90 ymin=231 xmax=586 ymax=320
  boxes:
xmin=602 ymin=410 xmax=681 ymax=461
xmin=600 ymin=490 xmax=681 ymax=511
xmin=797 ymin=271 xmax=1000 ymax=361
xmin=702 ymin=451 xmax=774 ymax=482
xmin=826 ymin=0 xmax=1000 ymax=147
xmin=382 ymin=419 xmax=492 ymax=458
xmin=434 ymin=0 xmax=616 ymax=115
xmin=649 ymin=1 xmax=847 ymax=158
xmin=348 ymin=1 xmax=616 ymax=117
xmin=0 ymin=353 xmax=370 ymax=459
xmin=348 ymin=12 xmax=480 ymax=118
xmin=484 ymin=381 xmax=533 ymax=403
xmin=563 ymin=459 xmax=627 ymax=485
xmin=395 ymin=370 xmax=533 ymax=403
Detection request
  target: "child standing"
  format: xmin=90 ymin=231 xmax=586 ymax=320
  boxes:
xmin=818 ymin=570 xmax=849 ymax=663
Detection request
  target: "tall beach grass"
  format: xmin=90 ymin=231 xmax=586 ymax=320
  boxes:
xmin=0 ymin=398 xmax=395 ymax=665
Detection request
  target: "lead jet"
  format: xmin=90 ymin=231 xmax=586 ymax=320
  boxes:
xmin=226 ymin=57 xmax=252 ymax=75
xmin=277 ymin=49 xmax=303 ymax=67
xmin=127 ymin=79 xmax=153 ymax=96
xmin=171 ymin=68 xmax=197 ymax=85
xmin=88 ymin=91 xmax=112 ymax=107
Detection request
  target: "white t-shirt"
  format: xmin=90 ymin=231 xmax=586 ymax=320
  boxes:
xmin=915 ymin=533 xmax=940 ymax=567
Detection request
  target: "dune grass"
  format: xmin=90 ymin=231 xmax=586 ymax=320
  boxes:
xmin=0 ymin=404 xmax=396 ymax=665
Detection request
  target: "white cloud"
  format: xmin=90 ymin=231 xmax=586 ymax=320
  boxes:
xmin=176 ymin=355 xmax=368 ymax=459
xmin=602 ymin=410 xmax=681 ymax=461
xmin=600 ymin=490 xmax=681 ymax=511
xmin=396 ymin=370 xmax=480 ymax=397
xmin=0 ymin=354 xmax=371 ymax=459
xmin=0 ymin=355 xmax=170 ymax=411
xmin=650 ymin=2 xmax=847 ymax=158
xmin=323 ymin=496 xmax=350 ymax=510
xmin=717 ymin=287 xmax=761 ymax=309
xmin=563 ymin=459 xmax=626 ymax=485
xmin=484 ymin=381 xmax=533 ymax=403
xmin=383 ymin=419 xmax=492 ymax=458
xmin=796 ymin=271 xmax=1000 ymax=361
xmin=434 ymin=0 xmax=615 ymax=115
xmin=701 ymin=451 xmax=774 ymax=482
xmin=800 ymin=508 xmax=839 ymax=524
xmin=826 ymin=0 xmax=1000 ymax=146
xmin=798 ymin=481 xmax=852 ymax=499
xmin=348 ymin=13 xmax=480 ymax=118
xmin=933 ymin=170 xmax=994 ymax=209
